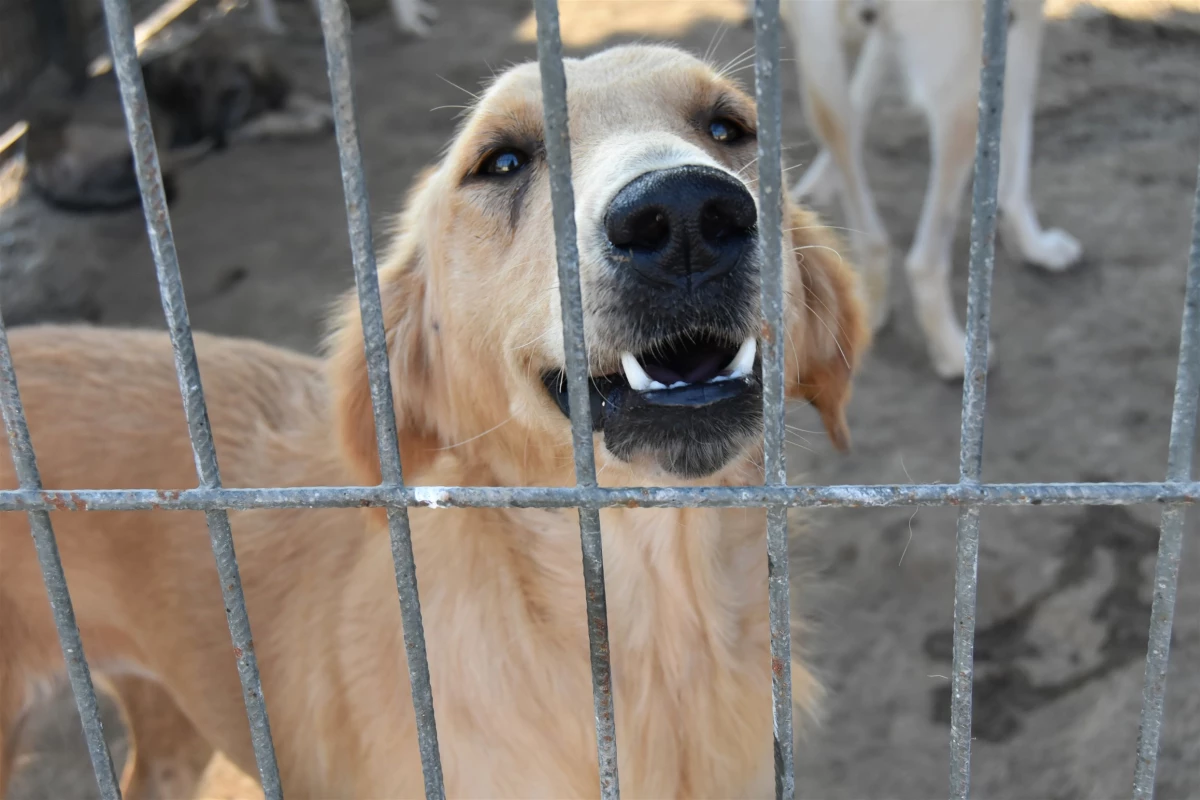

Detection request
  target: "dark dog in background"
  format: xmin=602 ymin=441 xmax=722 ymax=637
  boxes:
xmin=22 ymin=25 xmax=332 ymax=214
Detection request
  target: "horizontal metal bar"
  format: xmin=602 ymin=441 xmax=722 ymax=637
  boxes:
xmin=0 ymin=481 xmax=1194 ymax=512
xmin=951 ymin=0 xmax=1010 ymax=794
xmin=531 ymin=0 xmax=619 ymax=795
xmin=1131 ymin=152 xmax=1200 ymax=800
xmin=0 ymin=308 xmax=122 ymax=800
xmin=314 ymin=0 xmax=443 ymax=795
xmin=97 ymin=0 xmax=282 ymax=793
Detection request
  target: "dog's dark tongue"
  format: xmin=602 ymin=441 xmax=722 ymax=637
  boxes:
xmin=644 ymin=350 xmax=726 ymax=385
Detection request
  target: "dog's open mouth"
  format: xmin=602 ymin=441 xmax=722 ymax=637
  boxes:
xmin=621 ymin=335 xmax=756 ymax=392
xmin=541 ymin=330 xmax=764 ymax=478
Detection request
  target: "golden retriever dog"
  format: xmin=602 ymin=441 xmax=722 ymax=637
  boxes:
xmin=0 ymin=44 xmax=868 ymax=798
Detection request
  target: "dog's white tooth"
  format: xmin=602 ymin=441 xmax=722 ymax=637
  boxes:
xmin=726 ymin=337 xmax=757 ymax=378
xmin=650 ymin=380 xmax=668 ymax=391
xmin=621 ymin=352 xmax=654 ymax=392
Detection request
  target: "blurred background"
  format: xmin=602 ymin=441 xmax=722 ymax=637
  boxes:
xmin=1 ymin=0 xmax=1198 ymax=797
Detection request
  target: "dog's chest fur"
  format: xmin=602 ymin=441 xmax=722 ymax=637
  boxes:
xmin=385 ymin=502 xmax=778 ymax=797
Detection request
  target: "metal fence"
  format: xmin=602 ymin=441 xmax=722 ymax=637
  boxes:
xmin=0 ymin=0 xmax=1195 ymax=797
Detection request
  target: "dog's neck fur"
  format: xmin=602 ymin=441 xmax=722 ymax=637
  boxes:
xmin=302 ymin=412 xmax=778 ymax=794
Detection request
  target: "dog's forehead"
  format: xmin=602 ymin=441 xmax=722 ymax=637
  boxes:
xmin=480 ymin=45 xmax=725 ymax=123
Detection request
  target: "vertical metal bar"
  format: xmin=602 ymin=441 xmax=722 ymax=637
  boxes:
xmin=531 ymin=1 xmax=619 ymax=796
xmin=314 ymin=1 xmax=444 ymax=797
xmin=96 ymin=1 xmax=282 ymax=796
xmin=1131 ymin=156 xmax=1200 ymax=800
xmin=950 ymin=0 xmax=1010 ymax=797
xmin=750 ymin=0 xmax=793 ymax=797
xmin=0 ymin=311 xmax=121 ymax=800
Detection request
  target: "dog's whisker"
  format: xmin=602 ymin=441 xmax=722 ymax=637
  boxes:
xmin=897 ymin=509 xmax=919 ymax=566
xmin=436 ymin=74 xmax=481 ymax=100
xmin=512 ymin=328 xmax=556 ymax=351
xmin=703 ymin=22 xmax=730 ymax=66
xmin=732 ymin=157 xmax=760 ymax=179
xmin=717 ymin=45 xmax=756 ymax=78
xmin=784 ymin=435 xmax=814 ymax=454
xmin=434 ymin=415 xmax=516 ymax=451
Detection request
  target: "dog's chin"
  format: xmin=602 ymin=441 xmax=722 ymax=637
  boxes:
xmin=541 ymin=330 xmax=764 ymax=479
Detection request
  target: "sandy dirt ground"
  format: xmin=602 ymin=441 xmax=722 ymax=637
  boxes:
xmin=2 ymin=0 xmax=1200 ymax=797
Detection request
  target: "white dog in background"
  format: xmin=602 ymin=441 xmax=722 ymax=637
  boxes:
xmin=254 ymin=0 xmax=437 ymax=37
xmin=780 ymin=0 xmax=1082 ymax=378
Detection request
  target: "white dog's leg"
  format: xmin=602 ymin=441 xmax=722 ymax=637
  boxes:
xmin=256 ymin=0 xmax=287 ymax=35
xmin=787 ymin=0 xmax=892 ymax=332
xmin=997 ymin=1 xmax=1082 ymax=271
xmin=792 ymin=28 xmax=889 ymax=208
xmin=896 ymin=2 xmax=993 ymax=379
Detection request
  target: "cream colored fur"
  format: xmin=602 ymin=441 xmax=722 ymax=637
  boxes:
xmin=784 ymin=0 xmax=1082 ymax=378
xmin=0 ymin=45 xmax=868 ymax=798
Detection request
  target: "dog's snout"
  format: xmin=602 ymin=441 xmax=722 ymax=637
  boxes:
xmin=605 ymin=165 xmax=756 ymax=287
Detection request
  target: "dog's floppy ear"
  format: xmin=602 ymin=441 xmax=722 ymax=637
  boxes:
xmin=784 ymin=203 xmax=871 ymax=451
xmin=328 ymin=168 xmax=441 ymax=485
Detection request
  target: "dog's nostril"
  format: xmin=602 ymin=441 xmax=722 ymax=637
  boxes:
xmin=700 ymin=195 xmax=753 ymax=245
xmin=618 ymin=208 xmax=670 ymax=252
xmin=699 ymin=200 xmax=752 ymax=246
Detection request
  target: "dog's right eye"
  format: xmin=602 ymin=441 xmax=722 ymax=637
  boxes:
xmin=478 ymin=148 xmax=529 ymax=177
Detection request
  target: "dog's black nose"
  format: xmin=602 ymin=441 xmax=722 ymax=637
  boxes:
xmin=605 ymin=165 xmax=757 ymax=288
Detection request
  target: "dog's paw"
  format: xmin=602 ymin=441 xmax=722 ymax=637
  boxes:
xmin=1024 ymin=228 xmax=1082 ymax=272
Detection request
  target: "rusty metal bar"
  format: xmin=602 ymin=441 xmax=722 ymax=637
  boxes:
xmin=750 ymin=0 xmax=794 ymax=796
xmin=950 ymin=0 xmax=1010 ymax=796
xmin=531 ymin=1 xmax=620 ymax=796
xmin=0 ymin=480 xmax=1195 ymax=513
xmin=0 ymin=309 xmax=121 ymax=800
xmin=314 ymin=1 xmax=444 ymax=796
xmin=97 ymin=0 xmax=282 ymax=795
xmin=1131 ymin=153 xmax=1200 ymax=800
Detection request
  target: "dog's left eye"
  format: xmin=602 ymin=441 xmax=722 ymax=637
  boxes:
xmin=709 ymin=118 xmax=745 ymax=144
xmin=479 ymin=148 xmax=529 ymax=176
